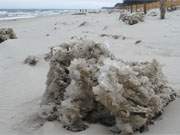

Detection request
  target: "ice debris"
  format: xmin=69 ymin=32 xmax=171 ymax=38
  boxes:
xmin=0 ymin=28 xmax=17 ymax=43
xmin=119 ymin=12 xmax=144 ymax=25
xmin=40 ymin=39 xmax=176 ymax=134
xmin=24 ymin=56 xmax=39 ymax=66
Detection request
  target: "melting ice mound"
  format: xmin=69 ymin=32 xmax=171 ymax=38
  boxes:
xmin=0 ymin=28 xmax=17 ymax=43
xmin=40 ymin=39 xmax=176 ymax=134
xmin=119 ymin=12 xmax=144 ymax=25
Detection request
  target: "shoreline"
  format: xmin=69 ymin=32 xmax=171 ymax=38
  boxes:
xmin=0 ymin=9 xmax=102 ymax=22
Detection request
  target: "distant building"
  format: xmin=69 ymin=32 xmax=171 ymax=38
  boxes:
xmin=101 ymin=7 xmax=113 ymax=9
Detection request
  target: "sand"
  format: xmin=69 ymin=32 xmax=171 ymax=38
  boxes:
xmin=0 ymin=9 xmax=180 ymax=135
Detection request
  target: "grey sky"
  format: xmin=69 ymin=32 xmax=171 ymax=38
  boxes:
xmin=0 ymin=0 xmax=122 ymax=9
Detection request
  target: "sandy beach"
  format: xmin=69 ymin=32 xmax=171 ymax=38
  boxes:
xmin=0 ymin=10 xmax=180 ymax=135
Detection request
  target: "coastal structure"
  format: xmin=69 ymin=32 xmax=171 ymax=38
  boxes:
xmin=114 ymin=0 xmax=180 ymax=13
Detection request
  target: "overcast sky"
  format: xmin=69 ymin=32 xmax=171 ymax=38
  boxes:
xmin=0 ymin=0 xmax=122 ymax=9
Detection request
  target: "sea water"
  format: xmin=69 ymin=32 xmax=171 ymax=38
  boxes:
xmin=0 ymin=9 xmax=79 ymax=21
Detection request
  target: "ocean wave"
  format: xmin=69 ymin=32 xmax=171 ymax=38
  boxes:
xmin=0 ymin=9 xmax=72 ymax=21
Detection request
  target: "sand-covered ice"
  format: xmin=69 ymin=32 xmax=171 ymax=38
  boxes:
xmin=40 ymin=39 xmax=176 ymax=134
xmin=0 ymin=9 xmax=180 ymax=135
xmin=0 ymin=28 xmax=17 ymax=43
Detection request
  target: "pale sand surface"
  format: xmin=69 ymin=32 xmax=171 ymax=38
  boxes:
xmin=0 ymin=10 xmax=180 ymax=135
